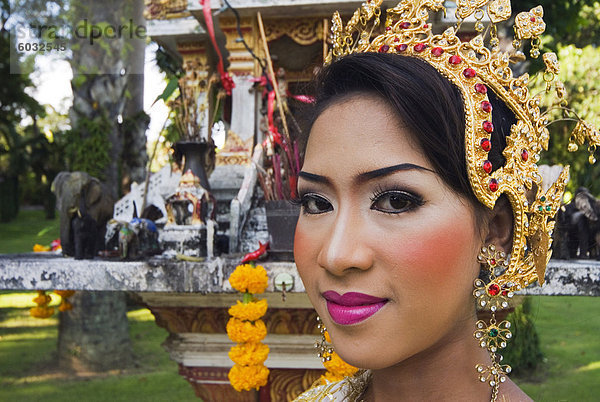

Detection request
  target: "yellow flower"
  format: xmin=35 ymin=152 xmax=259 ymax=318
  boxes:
xmin=228 ymin=342 xmax=270 ymax=366
xmin=319 ymin=349 xmax=359 ymax=384
xmin=29 ymin=306 xmax=54 ymax=318
xmin=54 ymin=290 xmax=76 ymax=298
xmin=58 ymin=301 xmax=73 ymax=312
xmin=228 ymin=364 xmax=269 ymax=391
xmin=228 ymin=264 xmax=268 ymax=294
xmin=246 ymin=264 xmax=268 ymax=294
xmin=226 ymin=318 xmax=267 ymax=343
xmin=33 ymin=244 xmax=51 ymax=252
xmin=323 ymin=351 xmax=359 ymax=378
xmin=33 ymin=291 xmax=52 ymax=305
xmin=228 ymin=299 xmax=268 ymax=321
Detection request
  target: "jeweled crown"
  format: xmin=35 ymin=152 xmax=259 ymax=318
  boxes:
xmin=326 ymin=0 xmax=600 ymax=290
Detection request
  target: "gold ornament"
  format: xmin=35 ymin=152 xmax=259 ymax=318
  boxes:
xmin=474 ymin=245 xmax=513 ymax=401
xmin=314 ymin=317 xmax=358 ymax=384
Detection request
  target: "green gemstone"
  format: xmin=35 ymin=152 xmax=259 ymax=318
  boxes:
xmin=489 ymin=328 xmax=499 ymax=337
xmin=546 ymin=205 xmax=552 ymax=211
xmin=538 ymin=206 xmax=543 ymax=212
xmin=540 ymin=196 xmax=546 ymax=202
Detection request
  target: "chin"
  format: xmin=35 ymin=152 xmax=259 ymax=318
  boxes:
xmin=331 ymin=329 xmax=411 ymax=371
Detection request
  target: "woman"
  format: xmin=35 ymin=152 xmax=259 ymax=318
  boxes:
xmin=292 ymin=52 xmax=530 ymax=401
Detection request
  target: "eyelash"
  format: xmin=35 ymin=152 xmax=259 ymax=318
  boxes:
xmin=294 ymin=186 xmax=424 ymax=215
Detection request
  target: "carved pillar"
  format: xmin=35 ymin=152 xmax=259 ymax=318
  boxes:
xmin=142 ymin=292 xmax=324 ymax=401
xmin=217 ymin=17 xmax=258 ymax=166
xmin=176 ymin=41 xmax=212 ymax=142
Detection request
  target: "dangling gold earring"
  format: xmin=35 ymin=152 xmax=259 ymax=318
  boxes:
xmin=314 ymin=316 xmax=333 ymax=362
xmin=473 ymin=244 xmax=514 ymax=401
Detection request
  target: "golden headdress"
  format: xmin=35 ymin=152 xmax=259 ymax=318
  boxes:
xmin=326 ymin=0 xmax=599 ymax=291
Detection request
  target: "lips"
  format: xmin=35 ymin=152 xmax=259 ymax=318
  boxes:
xmin=322 ymin=291 xmax=388 ymax=325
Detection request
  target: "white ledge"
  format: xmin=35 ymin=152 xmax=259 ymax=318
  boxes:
xmin=0 ymin=254 xmax=598 ymax=296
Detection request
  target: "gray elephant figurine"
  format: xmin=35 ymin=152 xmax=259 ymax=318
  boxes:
xmin=554 ymin=187 xmax=600 ymax=259
xmin=51 ymin=171 xmax=115 ymax=258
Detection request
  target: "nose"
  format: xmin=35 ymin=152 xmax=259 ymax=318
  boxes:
xmin=316 ymin=206 xmax=374 ymax=275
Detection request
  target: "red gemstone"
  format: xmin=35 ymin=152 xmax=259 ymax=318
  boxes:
xmin=490 ymin=258 xmax=497 ymax=266
xmin=489 ymin=178 xmax=499 ymax=192
xmin=423 ymin=24 xmax=429 ymax=29
xmin=400 ymin=22 xmax=411 ymax=29
xmin=488 ymin=284 xmax=501 ymax=296
xmin=379 ymin=45 xmax=390 ymax=53
xmin=502 ymin=290 xmax=509 ymax=296
xmin=483 ymin=120 xmax=494 ymax=133
xmin=431 ymin=47 xmax=444 ymax=57
xmin=481 ymin=138 xmax=491 ymax=152
xmin=530 ymin=17 xmax=536 ymax=22
xmin=386 ymin=26 xmax=391 ymax=31
xmin=449 ymin=55 xmax=462 ymax=65
xmin=521 ymin=149 xmax=529 ymax=161
xmin=396 ymin=44 xmax=408 ymax=52
xmin=393 ymin=37 xmax=400 ymax=42
xmin=482 ymin=160 xmax=493 ymax=173
xmin=414 ymin=43 xmax=427 ymax=52
xmin=475 ymin=83 xmax=488 ymax=94
xmin=463 ymin=68 xmax=477 ymax=78
xmin=481 ymin=101 xmax=492 ymax=113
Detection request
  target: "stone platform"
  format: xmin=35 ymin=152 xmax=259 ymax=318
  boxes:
xmin=0 ymin=253 xmax=599 ymax=296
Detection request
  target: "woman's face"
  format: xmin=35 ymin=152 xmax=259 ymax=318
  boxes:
xmin=294 ymin=95 xmax=484 ymax=369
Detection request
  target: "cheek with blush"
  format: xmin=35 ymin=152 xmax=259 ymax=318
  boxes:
xmin=385 ymin=215 xmax=478 ymax=285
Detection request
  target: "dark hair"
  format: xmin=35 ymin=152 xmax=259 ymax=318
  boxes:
xmin=302 ymin=53 xmax=516 ymax=211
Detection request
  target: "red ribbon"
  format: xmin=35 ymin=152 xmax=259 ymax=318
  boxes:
xmin=200 ymin=0 xmax=235 ymax=95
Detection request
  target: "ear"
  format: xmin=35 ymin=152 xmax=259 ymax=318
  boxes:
xmin=484 ymin=194 xmax=513 ymax=254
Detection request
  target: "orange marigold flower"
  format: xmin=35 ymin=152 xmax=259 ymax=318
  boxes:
xmin=228 ymin=364 xmax=269 ymax=391
xmin=228 ymin=264 xmax=268 ymax=294
xmin=226 ymin=318 xmax=267 ymax=343
xmin=246 ymin=264 xmax=268 ymax=294
xmin=228 ymin=342 xmax=270 ymax=366
xmin=33 ymin=244 xmax=51 ymax=252
xmin=58 ymin=301 xmax=73 ymax=312
xmin=54 ymin=290 xmax=75 ymax=298
xmin=323 ymin=351 xmax=359 ymax=378
xmin=228 ymin=299 xmax=268 ymax=321
xmin=29 ymin=306 xmax=54 ymax=318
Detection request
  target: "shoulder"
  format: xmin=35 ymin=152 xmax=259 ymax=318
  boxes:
xmin=293 ymin=378 xmax=353 ymax=401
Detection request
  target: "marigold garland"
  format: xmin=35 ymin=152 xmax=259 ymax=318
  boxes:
xmin=226 ymin=261 xmax=270 ymax=392
xmin=320 ymin=330 xmax=359 ymax=384
xmin=228 ymin=264 xmax=269 ymax=294
xmin=55 ymin=290 xmax=76 ymax=312
xmin=228 ymin=342 xmax=270 ymax=366
xmin=30 ymin=290 xmax=54 ymax=318
xmin=29 ymin=290 xmax=76 ymax=318
xmin=228 ymin=299 xmax=268 ymax=321
xmin=228 ymin=364 xmax=270 ymax=391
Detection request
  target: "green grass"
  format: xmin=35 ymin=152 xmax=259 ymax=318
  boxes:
xmin=515 ymin=296 xmax=600 ymax=401
xmin=0 ymin=209 xmax=60 ymax=254
xmin=1 ymin=293 xmax=598 ymax=401
xmin=0 ymin=293 xmax=198 ymax=401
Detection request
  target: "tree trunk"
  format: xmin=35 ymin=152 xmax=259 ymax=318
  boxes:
xmin=120 ymin=0 xmax=149 ymax=195
xmin=58 ymin=291 xmax=133 ymax=371
xmin=59 ymin=0 xmax=146 ymax=371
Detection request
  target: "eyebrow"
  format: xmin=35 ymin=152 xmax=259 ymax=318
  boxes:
xmin=298 ymin=163 xmax=435 ymax=185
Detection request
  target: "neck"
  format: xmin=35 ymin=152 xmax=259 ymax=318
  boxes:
xmin=364 ymin=314 xmax=495 ymax=402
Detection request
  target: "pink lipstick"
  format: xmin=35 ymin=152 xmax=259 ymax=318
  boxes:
xmin=322 ymin=291 xmax=388 ymax=325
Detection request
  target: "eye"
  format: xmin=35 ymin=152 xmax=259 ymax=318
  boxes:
xmin=370 ymin=189 xmax=424 ymax=214
xmin=299 ymin=193 xmax=333 ymax=215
